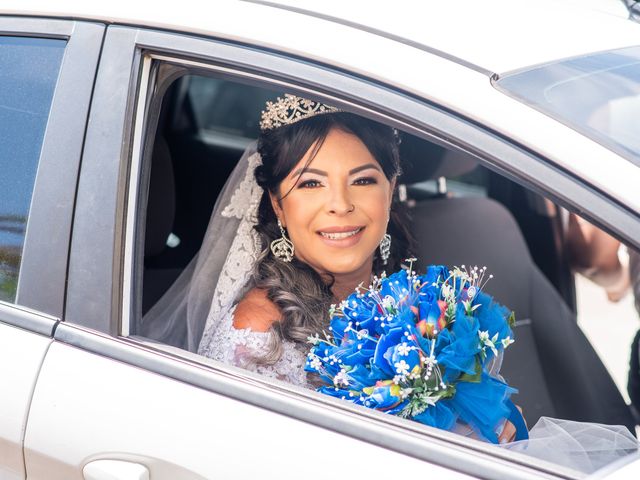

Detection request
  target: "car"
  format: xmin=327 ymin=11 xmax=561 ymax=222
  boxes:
xmin=1 ymin=0 xmax=640 ymax=479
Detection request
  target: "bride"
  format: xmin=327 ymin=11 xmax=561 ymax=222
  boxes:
xmin=143 ymin=94 xmax=638 ymax=473
xmin=194 ymin=94 xmax=524 ymax=442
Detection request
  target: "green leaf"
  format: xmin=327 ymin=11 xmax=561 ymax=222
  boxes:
xmin=458 ymin=357 xmax=482 ymax=383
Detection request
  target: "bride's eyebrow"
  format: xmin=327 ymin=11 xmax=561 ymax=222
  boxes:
xmin=290 ymin=163 xmax=381 ymax=178
xmin=349 ymin=163 xmax=381 ymax=175
xmin=291 ymin=167 xmax=327 ymax=177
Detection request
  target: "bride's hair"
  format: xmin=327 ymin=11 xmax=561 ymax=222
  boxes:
xmin=251 ymin=111 xmax=414 ymax=365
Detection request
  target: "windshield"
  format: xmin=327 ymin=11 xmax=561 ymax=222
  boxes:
xmin=494 ymin=45 xmax=640 ymax=166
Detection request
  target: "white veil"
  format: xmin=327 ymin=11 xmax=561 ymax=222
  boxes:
xmin=139 ymin=141 xmax=263 ymax=352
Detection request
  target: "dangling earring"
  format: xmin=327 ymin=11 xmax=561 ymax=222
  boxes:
xmin=271 ymin=219 xmax=294 ymax=262
xmin=379 ymin=233 xmax=391 ymax=265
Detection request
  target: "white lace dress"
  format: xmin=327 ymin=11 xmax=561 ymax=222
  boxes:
xmin=199 ymin=304 xmax=312 ymax=388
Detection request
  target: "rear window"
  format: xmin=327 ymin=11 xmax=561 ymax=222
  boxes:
xmin=0 ymin=36 xmax=66 ymax=303
xmin=494 ymin=45 xmax=640 ymax=166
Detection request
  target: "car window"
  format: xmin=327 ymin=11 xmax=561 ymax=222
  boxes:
xmin=125 ymin=61 xmax=640 ymax=474
xmin=0 ymin=36 xmax=66 ymax=303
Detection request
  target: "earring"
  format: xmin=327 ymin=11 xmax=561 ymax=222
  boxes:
xmin=271 ymin=219 xmax=294 ymax=262
xmin=379 ymin=233 xmax=391 ymax=265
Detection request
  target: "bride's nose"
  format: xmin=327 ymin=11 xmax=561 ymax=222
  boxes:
xmin=326 ymin=185 xmax=354 ymax=215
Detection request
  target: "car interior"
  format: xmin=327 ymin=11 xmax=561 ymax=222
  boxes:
xmin=139 ymin=73 xmax=638 ymax=434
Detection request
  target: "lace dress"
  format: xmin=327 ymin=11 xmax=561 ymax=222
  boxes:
xmin=199 ymin=304 xmax=312 ymax=388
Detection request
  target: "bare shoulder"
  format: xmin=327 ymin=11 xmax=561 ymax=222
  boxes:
xmin=233 ymin=288 xmax=281 ymax=332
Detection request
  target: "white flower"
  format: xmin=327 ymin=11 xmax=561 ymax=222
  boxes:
xmin=396 ymin=342 xmax=412 ymax=356
xmin=424 ymin=353 xmax=438 ymax=368
xmin=501 ymin=336 xmax=515 ymax=348
xmin=309 ymin=356 xmax=322 ymax=370
xmin=479 ymin=330 xmax=499 ymax=357
xmin=400 ymin=388 xmax=413 ymax=400
xmin=467 ymin=286 xmax=477 ymax=299
xmin=394 ymin=360 xmax=410 ymax=375
xmin=382 ymin=295 xmax=396 ymax=311
xmin=333 ymin=369 xmax=350 ymax=387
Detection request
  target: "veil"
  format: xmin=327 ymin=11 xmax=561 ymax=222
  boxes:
xmin=139 ymin=141 xmax=263 ymax=353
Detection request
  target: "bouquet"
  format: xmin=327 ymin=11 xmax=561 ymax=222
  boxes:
xmin=305 ymin=260 xmax=527 ymax=443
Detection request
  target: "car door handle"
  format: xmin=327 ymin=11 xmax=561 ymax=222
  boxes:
xmin=83 ymin=459 xmax=149 ymax=480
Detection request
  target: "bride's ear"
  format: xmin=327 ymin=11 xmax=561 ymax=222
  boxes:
xmin=269 ymin=191 xmax=285 ymax=225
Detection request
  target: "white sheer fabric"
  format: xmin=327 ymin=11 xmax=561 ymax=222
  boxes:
xmin=141 ymin=141 xmax=262 ymax=351
xmin=502 ymin=418 xmax=639 ymax=475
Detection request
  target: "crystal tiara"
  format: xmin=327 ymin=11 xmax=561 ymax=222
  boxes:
xmin=259 ymin=94 xmax=342 ymax=131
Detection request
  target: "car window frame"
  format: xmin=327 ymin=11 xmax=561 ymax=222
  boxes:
xmin=64 ymin=24 xmax=640 ymax=480
xmin=0 ymin=16 xmax=104 ymax=330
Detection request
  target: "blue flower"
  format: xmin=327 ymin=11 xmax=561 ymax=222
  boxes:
xmin=418 ymin=286 xmax=445 ymax=328
xmin=361 ymin=380 xmax=408 ymax=413
xmin=421 ymin=264 xmax=449 ymax=287
xmin=372 ymin=325 xmax=407 ymax=377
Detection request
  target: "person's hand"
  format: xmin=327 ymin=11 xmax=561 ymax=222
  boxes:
xmin=498 ymin=405 xmax=525 ymax=444
xmin=567 ymin=213 xmax=629 ymax=300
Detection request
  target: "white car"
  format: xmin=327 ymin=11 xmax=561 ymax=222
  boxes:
xmin=1 ymin=1 xmax=640 ymax=479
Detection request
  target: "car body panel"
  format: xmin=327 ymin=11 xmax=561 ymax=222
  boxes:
xmin=7 ymin=0 xmax=640 ymax=73
xmin=24 ymin=338 xmax=479 ymax=480
xmin=245 ymin=0 xmax=640 ymax=73
xmin=0 ymin=319 xmax=52 ymax=480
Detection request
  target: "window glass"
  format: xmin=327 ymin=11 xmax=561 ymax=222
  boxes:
xmin=0 ymin=36 xmax=66 ymax=303
xmin=187 ymin=75 xmax=283 ymax=141
xmin=495 ymin=45 xmax=640 ymax=166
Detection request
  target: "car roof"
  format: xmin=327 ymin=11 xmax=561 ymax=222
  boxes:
xmin=5 ymin=0 xmax=640 ymax=74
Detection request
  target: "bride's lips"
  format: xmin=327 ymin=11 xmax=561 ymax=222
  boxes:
xmin=316 ymin=225 xmax=365 ymax=247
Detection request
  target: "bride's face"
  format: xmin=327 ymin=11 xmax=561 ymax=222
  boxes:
xmin=270 ymin=127 xmax=394 ymax=276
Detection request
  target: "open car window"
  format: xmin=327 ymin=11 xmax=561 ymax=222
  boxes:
xmin=122 ymin=57 xmax=640 ymax=471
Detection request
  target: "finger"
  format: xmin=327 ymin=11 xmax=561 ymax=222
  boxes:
xmin=499 ymin=421 xmax=516 ymax=444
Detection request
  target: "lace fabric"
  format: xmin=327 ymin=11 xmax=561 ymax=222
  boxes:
xmin=198 ymin=150 xmax=263 ymax=358
xmin=205 ymin=305 xmax=311 ymax=388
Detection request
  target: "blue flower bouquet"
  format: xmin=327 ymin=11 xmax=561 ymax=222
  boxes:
xmin=305 ymin=261 xmax=528 ymax=443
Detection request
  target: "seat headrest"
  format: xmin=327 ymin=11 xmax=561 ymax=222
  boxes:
xmin=398 ymin=133 xmax=478 ymax=183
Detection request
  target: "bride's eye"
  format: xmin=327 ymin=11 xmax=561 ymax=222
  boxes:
xmin=298 ymin=179 xmax=322 ymax=189
xmin=353 ymin=176 xmax=377 ymax=186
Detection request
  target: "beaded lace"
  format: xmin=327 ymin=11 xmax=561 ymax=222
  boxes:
xmin=197 ymin=151 xmax=310 ymax=388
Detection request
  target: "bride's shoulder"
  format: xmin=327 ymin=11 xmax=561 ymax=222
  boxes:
xmin=233 ymin=288 xmax=281 ymax=332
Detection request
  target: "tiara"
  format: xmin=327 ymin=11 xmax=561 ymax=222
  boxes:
xmin=260 ymin=94 xmax=342 ymax=131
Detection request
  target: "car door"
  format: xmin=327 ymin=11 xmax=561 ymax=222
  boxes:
xmin=16 ymin=18 xmax=587 ymax=479
xmin=0 ymin=16 xmax=103 ymax=480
